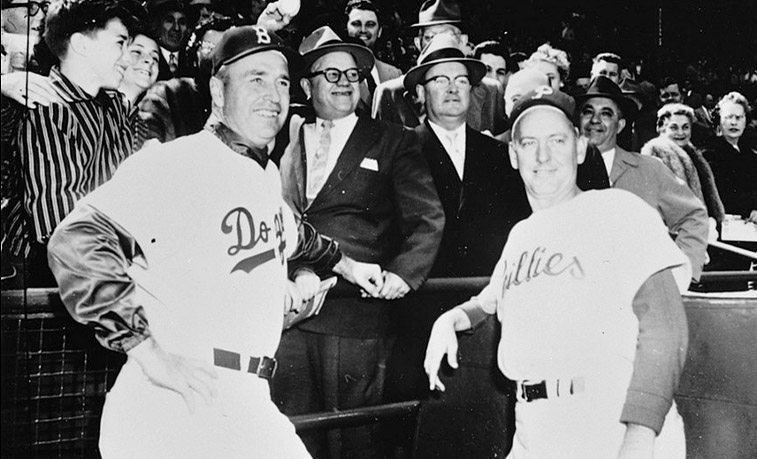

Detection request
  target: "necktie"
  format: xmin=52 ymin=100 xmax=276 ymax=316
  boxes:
xmin=308 ymin=120 xmax=334 ymax=202
xmin=445 ymin=131 xmax=464 ymax=179
xmin=168 ymin=53 xmax=178 ymax=74
xmin=366 ymin=72 xmax=377 ymax=95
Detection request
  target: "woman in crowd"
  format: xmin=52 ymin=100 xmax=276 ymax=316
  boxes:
xmin=118 ymin=30 xmax=160 ymax=150
xmin=641 ymin=103 xmax=725 ymax=228
xmin=703 ymin=92 xmax=757 ymax=222
xmin=523 ymin=43 xmax=570 ymax=91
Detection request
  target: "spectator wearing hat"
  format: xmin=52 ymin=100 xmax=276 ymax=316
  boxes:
xmin=149 ymin=0 xmax=197 ymax=81
xmin=344 ymin=0 xmax=401 ymax=113
xmin=47 ymin=23 xmax=383 ymax=459
xmin=273 ymin=25 xmax=444 ymax=459
xmin=384 ymin=33 xmax=530 ymax=458
xmin=577 ymin=76 xmax=708 ymax=282
xmin=425 ymin=84 xmax=689 ymax=459
xmin=372 ymin=0 xmax=506 ymax=135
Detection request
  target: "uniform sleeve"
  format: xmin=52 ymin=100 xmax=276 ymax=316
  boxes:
xmin=620 ymin=268 xmax=688 ymax=434
xmin=288 ymin=220 xmax=343 ymax=278
xmin=655 ymin=160 xmax=709 ymax=281
xmin=383 ymin=128 xmax=445 ymax=290
xmin=20 ymin=103 xmax=82 ymax=243
xmin=458 ymin=251 xmax=507 ymax=327
xmin=47 ymin=204 xmax=150 ymax=353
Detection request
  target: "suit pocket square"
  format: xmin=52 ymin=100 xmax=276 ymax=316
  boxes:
xmin=360 ymin=158 xmax=379 ymax=171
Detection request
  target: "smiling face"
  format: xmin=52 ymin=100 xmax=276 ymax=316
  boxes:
xmin=122 ymin=34 xmax=160 ymax=91
xmin=302 ymin=51 xmax=360 ymax=121
xmin=718 ymin=101 xmax=746 ymax=143
xmin=417 ymin=61 xmax=470 ymax=129
xmin=211 ymin=50 xmax=291 ymax=149
xmin=346 ymin=8 xmax=381 ymax=50
xmin=579 ymin=96 xmax=626 ymax=153
xmin=85 ymin=18 xmax=131 ymax=90
xmin=660 ymin=113 xmax=692 ymax=147
xmin=2 ymin=0 xmax=45 ymax=36
xmin=157 ymin=10 xmax=188 ymax=52
xmin=509 ymin=106 xmax=586 ymax=209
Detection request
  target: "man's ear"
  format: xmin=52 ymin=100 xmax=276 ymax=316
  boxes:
xmin=414 ymin=36 xmax=422 ymax=53
xmin=209 ymin=76 xmax=224 ymax=109
xmin=616 ymin=117 xmax=627 ymax=134
xmin=377 ymin=26 xmax=383 ymax=40
xmin=415 ymin=85 xmax=425 ymax=104
xmin=508 ymin=142 xmax=519 ymax=170
xmin=459 ymin=33 xmax=469 ymax=49
xmin=300 ymin=78 xmax=311 ymax=99
xmin=575 ymin=132 xmax=588 ymax=165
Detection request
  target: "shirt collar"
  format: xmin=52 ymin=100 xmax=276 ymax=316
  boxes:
xmin=428 ymin=120 xmax=466 ymax=145
xmin=205 ymin=116 xmax=269 ymax=168
xmin=49 ymin=66 xmax=99 ymax=103
xmin=315 ymin=112 xmax=358 ymax=130
xmin=161 ymin=47 xmax=177 ymax=62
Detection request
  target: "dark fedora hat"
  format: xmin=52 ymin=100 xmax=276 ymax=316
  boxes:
xmin=403 ymin=34 xmax=485 ymax=95
xmin=299 ymin=25 xmax=375 ymax=75
xmin=212 ymin=25 xmax=302 ymax=75
xmin=575 ymin=75 xmax=639 ymax=120
xmin=409 ymin=0 xmax=462 ymax=29
xmin=147 ymin=0 xmax=199 ymax=25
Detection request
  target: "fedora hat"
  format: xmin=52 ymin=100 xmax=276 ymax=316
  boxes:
xmin=299 ymin=26 xmax=374 ymax=75
xmin=409 ymin=0 xmax=462 ymax=29
xmin=575 ymin=76 xmax=639 ymax=120
xmin=403 ymin=34 xmax=485 ymax=95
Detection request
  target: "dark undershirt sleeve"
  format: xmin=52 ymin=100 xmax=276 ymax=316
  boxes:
xmin=621 ymin=268 xmax=688 ymax=434
xmin=47 ymin=205 xmax=150 ymax=353
xmin=287 ymin=220 xmax=343 ymax=278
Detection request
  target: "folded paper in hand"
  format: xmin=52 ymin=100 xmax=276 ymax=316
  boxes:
xmin=283 ymin=277 xmax=337 ymax=329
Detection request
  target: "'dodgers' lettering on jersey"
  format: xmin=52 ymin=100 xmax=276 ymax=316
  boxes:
xmin=500 ymin=246 xmax=584 ymax=296
xmin=221 ymin=206 xmax=287 ymax=274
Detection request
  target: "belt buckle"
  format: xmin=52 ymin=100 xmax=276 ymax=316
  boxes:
xmin=253 ymin=356 xmax=278 ymax=379
xmin=520 ymin=380 xmax=547 ymax=402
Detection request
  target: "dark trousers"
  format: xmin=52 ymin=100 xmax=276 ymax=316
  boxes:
xmin=271 ymin=328 xmax=390 ymax=459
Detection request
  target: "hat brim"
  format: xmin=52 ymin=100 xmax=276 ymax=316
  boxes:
xmin=301 ymin=43 xmax=375 ymax=76
xmin=403 ymin=57 xmax=486 ymax=95
xmin=574 ymin=92 xmax=639 ymax=121
xmin=215 ymin=44 xmax=304 ymax=76
xmin=408 ymin=19 xmax=462 ymax=29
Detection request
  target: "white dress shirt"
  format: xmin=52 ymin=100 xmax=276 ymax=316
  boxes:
xmin=303 ymin=113 xmax=359 ymax=200
xmin=428 ymin=120 xmax=467 ymax=180
xmin=601 ymin=147 xmax=616 ymax=185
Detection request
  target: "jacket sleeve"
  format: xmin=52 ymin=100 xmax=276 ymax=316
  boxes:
xmin=47 ymin=204 xmax=150 ymax=353
xmin=620 ymin=268 xmax=688 ymax=434
xmin=655 ymin=161 xmax=709 ymax=281
xmin=287 ymin=220 xmax=343 ymax=278
xmin=384 ymin=128 xmax=445 ymax=290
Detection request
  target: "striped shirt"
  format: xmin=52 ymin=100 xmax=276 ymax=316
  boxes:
xmin=3 ymin=67 xmax=133 ymax=255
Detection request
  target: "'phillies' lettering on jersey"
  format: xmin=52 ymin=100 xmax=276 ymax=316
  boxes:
xmin=222 ymin=205 xmax=287 ymax=274
xmin=500 ymin=246 xmax=584 ymax=296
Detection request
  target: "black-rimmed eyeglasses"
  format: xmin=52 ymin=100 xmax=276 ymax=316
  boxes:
xmin=422 ymin=75 xmax=471 ymax=89
xmin=5 ymin=1 xmax=49 ymax=16
xmin=305 ymin=68 xmax=362 ymax=83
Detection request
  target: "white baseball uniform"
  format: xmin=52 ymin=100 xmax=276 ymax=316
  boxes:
xmin=62 ymin=130 xmax=310 ymax=458
xmin=465 ymin=189 xmax=689 ymax=459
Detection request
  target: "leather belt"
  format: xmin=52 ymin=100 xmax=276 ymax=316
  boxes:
xmin=517 ymin=377 xmax=585 ymax=402
xmin=213 ymin=348 xmax=277 ymax=379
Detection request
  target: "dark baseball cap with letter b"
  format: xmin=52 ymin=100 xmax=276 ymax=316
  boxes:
xmin=211 ymin=25 xmax=302 ymax=75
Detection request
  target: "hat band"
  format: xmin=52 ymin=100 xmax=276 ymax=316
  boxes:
xmin=419 ymin=48 xmax=465 ymax=66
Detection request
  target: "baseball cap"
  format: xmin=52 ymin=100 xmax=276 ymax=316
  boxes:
xmin=211 ymin=25 xmax=302 ymax=75
xmin=509 ymin=86 xmax=577 ymax=127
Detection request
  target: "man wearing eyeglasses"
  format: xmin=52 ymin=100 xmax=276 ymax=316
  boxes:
xmin=383 ymin=34 xmax=530 ymax=457
xmin=372 ymin=0 xmax=506 ymax=135
xmin=274 ymin=25 xmax=444 ymax=459
xmin=1 ymin=0 xmax=46 ymax=34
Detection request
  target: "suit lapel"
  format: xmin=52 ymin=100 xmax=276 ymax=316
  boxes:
xmin=312 ymin=117 xmax=380 ymax=205
xmin=279 ymin=115 xmax=308 ymax=213
xmin=610 ymin=147 xmax=638 ymax=184
xmin=421 ymin=121 xmax=463 ymax=216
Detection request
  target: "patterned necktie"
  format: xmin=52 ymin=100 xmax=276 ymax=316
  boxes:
xmin=308 ymin=120 xmax=334 ymax=202
xmin=168 ymin=53 xmax=178 ymax=74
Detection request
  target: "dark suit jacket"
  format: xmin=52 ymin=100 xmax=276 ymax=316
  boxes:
xmin=137 ymin=77 xmax=211 ymax=144
xmin=372 ymin=76 xmax=507 ymax=134
xmin=358 ymin=59 xmax=403 ymax=117
xmin=416 ymin=121 xmax=531 ymax=278
xmin=156 ymin=50 xmax=194 ymax=82
xmin=280 ymin=115 xmax=445 ymax=337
